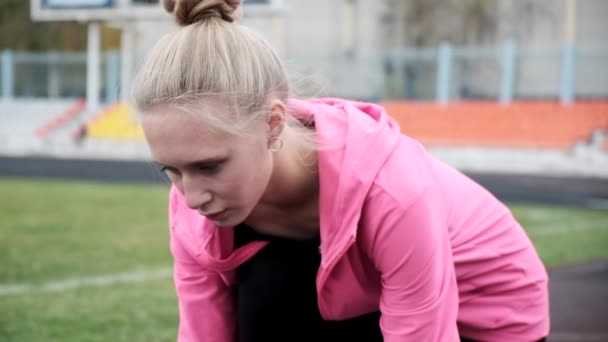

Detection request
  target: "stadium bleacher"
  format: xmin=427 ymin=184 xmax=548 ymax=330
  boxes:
xmin=381 ymin=101 xmax=608 ymax=149
xmin=84 ymin=103 xmax=145 ymax=141
xmin=0 ymin=99 xmax=79 ymax=138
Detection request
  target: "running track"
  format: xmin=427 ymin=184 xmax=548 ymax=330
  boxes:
xmin=1 ymin=156 xmax=607 ymax=341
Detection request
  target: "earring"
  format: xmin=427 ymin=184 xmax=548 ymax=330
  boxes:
xmin=268 ymin=136 xmax=284 ymax=152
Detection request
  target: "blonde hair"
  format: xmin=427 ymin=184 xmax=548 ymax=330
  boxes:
xmin=132 ymin=0 xmax=315 ymax=143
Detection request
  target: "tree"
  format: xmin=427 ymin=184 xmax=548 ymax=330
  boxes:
xmin=382 ymin=0 xmax=498 ymax=47
xmin=0 ymin=0 xmax=86 ymax=51
xmin=381 ymin=0 xmax=555 ymax=48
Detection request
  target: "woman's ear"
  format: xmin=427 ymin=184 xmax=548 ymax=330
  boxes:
xmin=266 ymin=99 xmax=286 ymax=138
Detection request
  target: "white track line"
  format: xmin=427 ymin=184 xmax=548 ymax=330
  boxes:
xmin=3 ymin=270 xmax=608 ymax=340
xmin=0 ymin=268 xmax=172 ymax=297
xmin=528 ymin=224 xmax=606 ymax=237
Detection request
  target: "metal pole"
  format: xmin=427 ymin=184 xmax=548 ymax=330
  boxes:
xmin=1 ymin=49 xmax=14 ymax=101
xmin=87 ymin=22 xmax=101 ymax=111
xmin=48 ymin=50 xmax=61 ymax=99
xmin=120 ymin=22 xmax=134 ymax=102
xmin=560 ymin=0 xmax=577 ymax=104
xmin=436 ymin=42 xmax=452 ymax=105
xmin=499 ymin=40 xmax=517 ymax=104
xmin=564 ymin=0 xmax=577 ymax=44
xmin=559 ymin=44 xmax=576 ymax=104
xmin=106 ymin=50 xmax=120 ymax=103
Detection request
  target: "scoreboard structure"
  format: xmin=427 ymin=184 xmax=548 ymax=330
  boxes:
xmin=29 ymin=0 xmax=286 ymax=110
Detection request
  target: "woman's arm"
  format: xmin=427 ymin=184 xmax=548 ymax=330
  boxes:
xmin=364 ymin=185 xmax=460 ymax=341
xmin=171 ymin=232 xmax=235 ymax=342
xmin=168 ymin=186 xmax=235 ymax=342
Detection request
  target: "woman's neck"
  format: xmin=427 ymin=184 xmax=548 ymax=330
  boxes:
xmin=244 ymin=128 xmax=320 ymax=238
xmin=262 ymin=127 xmax=318 ymax=208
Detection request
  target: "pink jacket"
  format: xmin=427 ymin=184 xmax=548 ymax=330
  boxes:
xmin=167 ymin=98 xmax=549 ymax=341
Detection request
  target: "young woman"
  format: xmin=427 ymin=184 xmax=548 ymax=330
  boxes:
xmin=132 ymin=1 xmax=550 ymax=341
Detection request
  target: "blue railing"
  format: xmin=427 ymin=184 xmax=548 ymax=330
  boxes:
xmin=1 ymin=42 xmax=607 ymax=104
xmin=0 ymin=50 xmax=120 ymax=103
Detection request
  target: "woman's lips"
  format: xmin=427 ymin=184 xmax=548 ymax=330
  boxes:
xmin=204 ymin=209 xmax=227 ymax=220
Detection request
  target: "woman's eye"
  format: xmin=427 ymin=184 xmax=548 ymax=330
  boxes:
xmin=160 ymin=166 xmax=178 ymax=175
xmin=198 ymin=164 xmax=220 ymax=174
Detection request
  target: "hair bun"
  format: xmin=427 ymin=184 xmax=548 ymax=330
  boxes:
xmin=163 ymin=0 xmax=241 ymax=26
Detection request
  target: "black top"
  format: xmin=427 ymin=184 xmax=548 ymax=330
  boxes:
xmin=234 ymin=224 xmax=382 ymax=342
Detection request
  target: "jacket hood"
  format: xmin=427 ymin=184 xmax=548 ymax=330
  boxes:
xmin=170 ymin=98 xmax=402 ymax=273
xmin=288 ymin=98 xmax=402 ymax=264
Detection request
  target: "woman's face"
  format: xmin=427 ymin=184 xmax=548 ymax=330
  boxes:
xmin=142 ymin=104 xmax=274 ymax=228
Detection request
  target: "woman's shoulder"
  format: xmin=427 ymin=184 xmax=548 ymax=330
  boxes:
xmin=370 ymin=135 xmax=437 ymax=205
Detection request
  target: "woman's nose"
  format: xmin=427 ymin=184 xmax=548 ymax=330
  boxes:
xmin=182 ymin=177 xmax=212 ymax=210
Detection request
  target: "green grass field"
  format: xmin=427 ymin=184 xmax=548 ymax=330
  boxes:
xmin=1 ymin=177 xmax=607 ymax=341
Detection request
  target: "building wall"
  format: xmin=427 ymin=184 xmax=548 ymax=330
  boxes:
xmin=130 ymin=0 xmax=607 ymax=100
xmin=495 ymin=0 xmax=608 ymax=99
